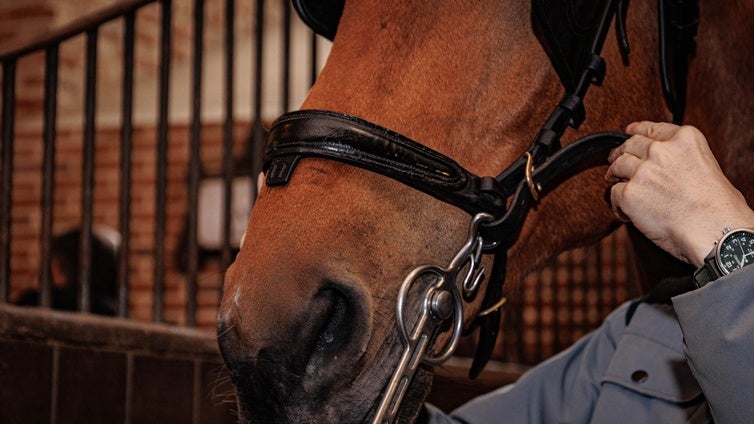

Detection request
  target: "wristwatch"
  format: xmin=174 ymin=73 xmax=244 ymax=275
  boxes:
xmin=693 ymin=227 xmax=754 ymax=288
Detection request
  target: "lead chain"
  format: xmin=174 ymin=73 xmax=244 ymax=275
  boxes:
xmin=372 ymin=213 xmax=494 ymax=424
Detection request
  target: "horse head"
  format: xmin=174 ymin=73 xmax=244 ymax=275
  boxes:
xmin=216 ymin=0 xmax=753 ymax=422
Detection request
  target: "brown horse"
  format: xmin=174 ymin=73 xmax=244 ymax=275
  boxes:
xmin=218 ymin=0 xmax=754 ymax=422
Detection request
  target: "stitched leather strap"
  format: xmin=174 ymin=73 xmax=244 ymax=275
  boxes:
xmin=264 ymin=110 xmax=506 ymax=216
xmin=264 ymin=109 xmax=628 ymax=241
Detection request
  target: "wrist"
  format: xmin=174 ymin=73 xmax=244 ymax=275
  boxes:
xmin=689 ymin=215 xmax=754 ymax=267
xmin=693 ymin=226 xmax=754 ymax=288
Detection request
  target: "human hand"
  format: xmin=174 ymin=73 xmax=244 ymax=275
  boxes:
xmin=605 ymin=121 xmax=754 ymax=267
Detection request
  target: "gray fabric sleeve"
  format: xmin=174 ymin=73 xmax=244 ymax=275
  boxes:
xmin=423 ymin=302 xmax=630 ymax=423
xmin=673 ymin=266 xmax=754 ymax=424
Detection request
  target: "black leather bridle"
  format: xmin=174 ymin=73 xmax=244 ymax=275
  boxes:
xmin=263 ymin=0 xmax=698 ymax=422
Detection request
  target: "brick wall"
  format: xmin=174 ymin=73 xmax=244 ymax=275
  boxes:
xmin=9 ymin=122 xmax=253 ymax=327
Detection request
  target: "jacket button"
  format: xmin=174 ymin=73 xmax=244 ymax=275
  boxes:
xmin=631 ymin=370 xmax=649 ymax=383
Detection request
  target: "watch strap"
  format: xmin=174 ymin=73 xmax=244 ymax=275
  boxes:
xmin=693 ymin=257 xmax=720 ymax=288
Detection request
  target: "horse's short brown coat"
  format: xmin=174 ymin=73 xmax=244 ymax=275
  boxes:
xmin=218 ymin=1 xmax=754 ymax=422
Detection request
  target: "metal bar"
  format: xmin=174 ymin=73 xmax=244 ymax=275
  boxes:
xmin=565 ymin=251 xmax=574 ymax=347
xmin=600 ymin=235 xmax=610 ymax=317
xmin=79 ymin=29 xmax=99 ymax=313
xmin=0 ymin=0 xmax=155 ymax=61
xmin=40 ymin=45 xmax=60 ymax=308
xmin=550 ymin=259 xmax=560 ymax=354
xmin=250 ymin=0 xmax=265 ymax=196
xmin=602 ymin=232 xmax=618 ymax=316
xmin=610 ymin=232 xmax=624 ymax=308
xmin=118 ymin=11 xmax=136 ymax=318
xmin=153 ymin=0 xmax=172 ymax=323
xmin=574 ymin=245 xmax=597 ymax=332
xmin=595 ymin=235 xmax=604 ymax=319
xmin=533 ymin=272 xmax=543 ymax=363
xmin=581 ymin=247 xmax=591 ymax=334
xmin=220 ymin=0 xmax=235 ymax=273
xmin=611 ymin=231 xmax=619 ymax=311
xmin=309 ymin=32 xmax=318 ymax=86
xmin=514 ymin=286 xmax=525 ymax=362
xmin=500 ymin=295 xmax=509 ymax=362
xmin=0 ymin=60 xmax=16 ymax=302
xmin=185 ymin=0 xmax=205 ymax=327
xmin=282 ymin=0 xmax=291 ymax=112
xmin=502 ymin=292 xmax=515 ymax=362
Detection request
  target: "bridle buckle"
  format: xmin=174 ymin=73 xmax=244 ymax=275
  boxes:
xmin=524 ymin=152 xmax=542 ymax=201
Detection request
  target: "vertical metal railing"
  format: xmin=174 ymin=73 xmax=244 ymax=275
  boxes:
xmin=220 ymin=0 xmax=236 ymax=274
xmin=185 ymin=0 xmax=205 ymax=327
xmin=0 ymin=60 xmax=15 ymax=303
xmin=153 ymin=0 xmax=172 ymax=323
xmin=118 ymin=11 xmax=136 ymax=318
xmin=250 ymin=0 xmax=265 ymax=200
xmin=309 ymin=32 xmax=318 ymax=86
xmin=79 ymin=29 xmax=99 ymax=313
xmin=39 ymin=46 xmax=60 ymax=308
xmin=281 ymin=1 xmax=292 ymax=112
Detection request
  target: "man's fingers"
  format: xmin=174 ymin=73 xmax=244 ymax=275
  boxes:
xmin=608 ymin=134 xmax=655 ymax=162
xmin=626 ymin=121 xmax=680 ymax=141
xmin=605 ymin=153 xmax=641 ymax=183
xmin=609 ymin=183 xmax=631 ymax=223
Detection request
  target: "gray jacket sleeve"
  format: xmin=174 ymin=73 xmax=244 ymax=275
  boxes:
xmin=425 ymin=299 xmax=708 ymax=423
xmin=425 ymin=302 xmax=628 ymax=423
xmin=672 ymin=265 xmax=754 ymax=424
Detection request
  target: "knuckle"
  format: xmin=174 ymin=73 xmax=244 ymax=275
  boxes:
xmin=677 ymin=125 xmax=703 ymax=144
xmin=645 ymin=122 xmax=665 ymax=138
xmin=645 ymin=139 xmax=661 ymax=157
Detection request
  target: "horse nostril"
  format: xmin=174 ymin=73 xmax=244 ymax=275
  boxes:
xmin=305 ymin=287 xmax=353 ymax=377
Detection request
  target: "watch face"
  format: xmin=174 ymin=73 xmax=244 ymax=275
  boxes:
xmin=717 ymin=230 xmax=754 ymax=274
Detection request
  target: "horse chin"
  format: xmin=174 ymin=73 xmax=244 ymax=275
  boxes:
xmin=227 ymin=335 xmax=434 ymax=424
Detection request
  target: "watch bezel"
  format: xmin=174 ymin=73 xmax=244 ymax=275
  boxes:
xmin=714 ymin=228 xmax=754 ymax=275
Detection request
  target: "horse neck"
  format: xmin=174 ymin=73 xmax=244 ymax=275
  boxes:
xmin=688 ymin=2 xmax=754 ymax=201
xmin=303 ymin=0 xmax=561 ymax=177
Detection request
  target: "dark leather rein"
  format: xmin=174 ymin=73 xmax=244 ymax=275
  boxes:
xmin=263 ymin=0 xmax=697 ymax=422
